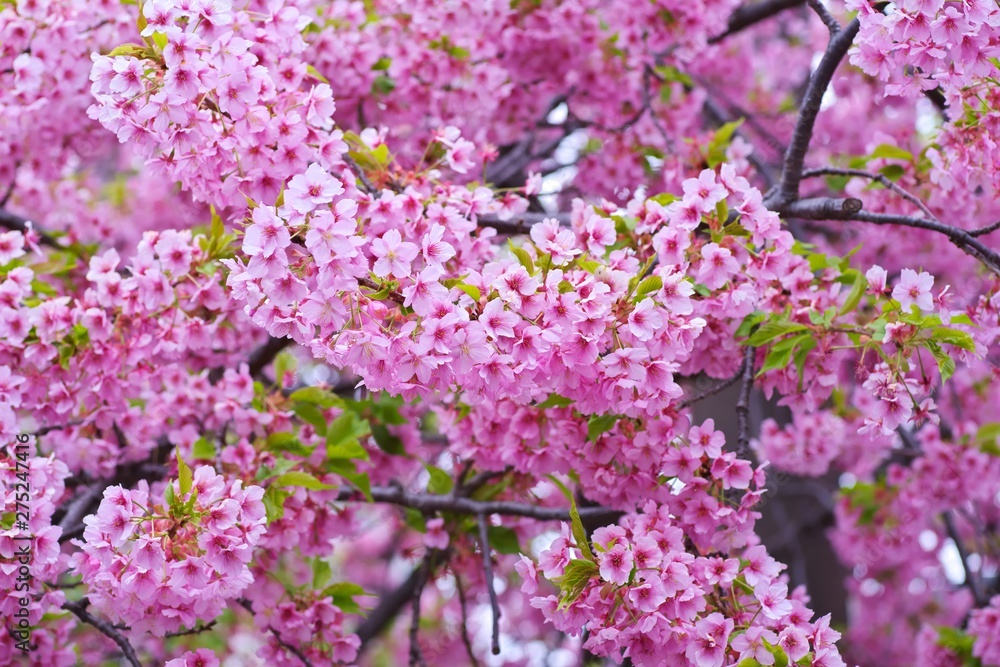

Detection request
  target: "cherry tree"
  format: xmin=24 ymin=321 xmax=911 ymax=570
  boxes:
xmin=2 ymin=0 xmax=1000 ymax=665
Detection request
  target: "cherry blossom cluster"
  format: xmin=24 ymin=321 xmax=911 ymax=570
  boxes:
xmin=70 ymin=465 xmax=266 ymax=635
xmin=519 ymin=499 xmax=845 ymax=667
xmin=88 ymin=0 xmax=342 ymax=210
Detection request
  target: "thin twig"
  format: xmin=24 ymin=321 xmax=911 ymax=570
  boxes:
xmin=165 ymin=621 xmax=218 ymax=638
xmin=478 ymin=513 xmax=502 ymax=656
xmin=357 ymin=276 xmax=406 ymax=304
xmin=343 ymin=153 xmax=376 ymax=194
xmin=453 ymin=575 xmax=482 ymax=667
xmin=969 ymin=219 xmax=1000 ymax=238
xmin=677 ymin=361 xmax=748 ymax=410
xmin=62 ymin=599 xmax=142 ymax=667
xmin=801 ymin=166 xmax=936 ymax=220
xmin=335 ymin=486 xmax=623 ymax=523
xmin=942 ymin=512 xmax=987 ymax=607
xmin=237 ymin=599 xmax=314 ymax=667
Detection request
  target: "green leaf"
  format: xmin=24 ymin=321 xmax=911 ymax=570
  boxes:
xmin=426 ymin=465 xmax=454 ymax=495
xmin=262 ymin=485 xmax=290 ymax=522
xmin=176 ymin=450 xmax=193 ymax=496
xmin=255 ymin=457 xmax=298 ymax=482
xmin=326 ymin=411 xmax=371 ymax=448
xmin=926 ymin=341 xmax=956 ymax=382
xmin=151 ymin=31 xmax=168 ymax=50
xmin=323 ymin=582 xmax=366 ymax=615
xmin=634 ymin=275 xmax=663 ymax=299
xmin=746 ymin=320 xmax=808 ymax=346
xmin=326 ymin=438 xmax=369 ymax=461
xmin=372 ymin=74 xmax=396 ymax=95
xmin=509 ymin=241 xmax=535 ymax=274
xmin=443 ymin=278 xmax=482 ymax=302
xmin=107 ymin=43 xmax=146 ymax=58
xmin=840 ymin=269 xmax=866 ymax=316
xmin=736 ymin=312 xmax=766 ymax=338
xmin=293 ymin=402 xmax=328 ymax=437
xmin=266 ymin=432 xmax=315 ymax=458
xmin=536 ymin=393 xmax=574 ymax=409
xmin=552 ymin=558 xmax=598 ymax=607
xmin=191 ymin=437 xmax=216 ymax=461
xmin=487 ymin=525 xmax=520 ymax=554
xmin=587 ymin=414 xmax=618 ymax=442
xmin=306 ymin=63 xmax=329 ymax=84
xmin=327 ymin=458 xmax=372 ymax=500
xmin=932 ymin=327 xmax=975 ymax=351
xmin=372 ymin=56 xmax=392 ymax=70
xmin=569 ymin=501 xmax=595 ymax=563
xmin=370 ymin=423 xmax=405 ymax=455
xmin=312 ymin=559 xmax=333 ymax=589
xmin=272 ymin=471 xmax=335 ymax=491
xmin=879 ymin=164 xmax=905 ymax=181
xmin=274 ymin=350 xmax=297 ymax=386
xmin=289 ymin=386 xmax=342 ymax=409
xmin=871 ymin=144 xmax=913 ymax=161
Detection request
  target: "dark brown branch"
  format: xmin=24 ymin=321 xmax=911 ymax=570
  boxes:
xmin=0 ymin=207 xmax=62 ymax=250
xmin=336 ymin=486 xmax=623 ymax=523
xmin=62 ymin=599 xmax=142 ymax=667
xmin=477 ymin=514 xmax=502 ymax=656
xmin=969 ymin=219 xmax=1000 ymax=238
xmin=165 ymin=621 xmax=217 ymax=638
xmin=806 ymin=0 xmax=841 ymax=35
xmin=478 ymin=212 xmax=570 ymax=235
xmin=343 ymin=153 xmax=376 ymax=194
xmin=708 ymin=0 xmax=806 ymax=43
xmin=765 ymin=18 xmax=860 ymax=207
xmin=735 ymin=345 xmax=756 ymax=458
xmin=356 ymin=565 xmax=424 ymax=649
xmin=677 ymin=363 xmax=747 ymax=410
xmin=942 ymin=512 xmax=988 ymax=607
xmin=775 ymin=197 xmax=1000 ymax=274
xmin=408 ymin=558 xmax=431 ymax=667
xmin=237 ymin=599 xmax=314 ymax=667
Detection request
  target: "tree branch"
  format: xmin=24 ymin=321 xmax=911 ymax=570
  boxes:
xmin=478 ymin=212 xmax=570 ymax=235
xmin=801 ymin=167 xmax=936 ymax=219
xmin=765 ymin=18 xmax=860 ymax=207
xmin=477 ymin=513 xmax=502 ymax=656
xmin=453 ymin=574 xmax=482 ymax=667
xmin=356 ymin=564 xmax=424 ymax=650
xmin=806 ymin=0 xmax=841 ymax=36
xmin=337 ymin=486 xmax=623 ymax=523
xmin=408 ymin=558 xmax=430 ymax=667
xmin=942 ymin=512 xmax=988 ymax=607
xmin=775 ymin=197 xmax=1000 ymax=274
xmin=0 ymin=207 xmax=62 ymax=250
xmin=62 ymin=599 xmax=143 ymax=667
xmin=735 ymin=345 xmax=756 ymax=458
xmin=708 ymin=0 xmax=807 ymax=44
